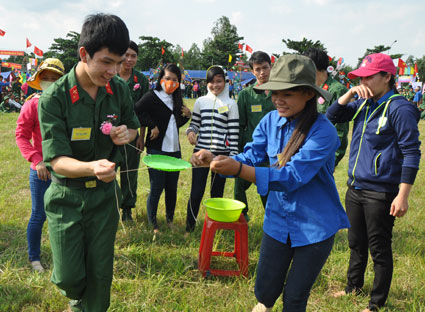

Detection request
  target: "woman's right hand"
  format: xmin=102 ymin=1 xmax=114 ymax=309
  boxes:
xmin=150 ymin=126 xmax=159 ymax=140
xmin=35 ymin=161 xmax=51 ymax=181
xmin=187 ymin=131 xmax=197 ymax=145
xmin=190 ymin=149 xmax=214 ymax=167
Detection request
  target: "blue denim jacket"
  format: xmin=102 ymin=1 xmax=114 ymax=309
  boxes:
xmin=233 ymin=111 xmax=350 ymax=247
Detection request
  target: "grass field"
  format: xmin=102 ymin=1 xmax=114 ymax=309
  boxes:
xmin=0 ymin=98 xmax=424 ymax=311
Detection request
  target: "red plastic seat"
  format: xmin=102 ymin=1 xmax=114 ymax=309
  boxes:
xmin=198 ymin=213 xmax=248 ymax=277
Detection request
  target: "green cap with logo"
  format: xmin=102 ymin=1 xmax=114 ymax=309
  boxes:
xmin=255 ymin=54 xmax=331 ymax=101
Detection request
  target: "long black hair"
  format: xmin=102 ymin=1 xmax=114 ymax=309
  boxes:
xmin=276 ymin=86 xmax=318 ymax=167
xmin=155 ymin=63 xmax=184 ymax=112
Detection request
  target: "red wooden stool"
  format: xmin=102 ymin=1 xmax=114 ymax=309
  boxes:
xmin=198 ymin=213 xmax=248 ymax=277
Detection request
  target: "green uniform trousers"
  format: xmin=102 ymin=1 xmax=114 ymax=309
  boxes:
xmin=118 ymin=137 xmax=140 ymax=209
xmin=44 ymin=181 xmax=120 ymax=312
xmin=234 ymin=177 xmax=268 ymax=215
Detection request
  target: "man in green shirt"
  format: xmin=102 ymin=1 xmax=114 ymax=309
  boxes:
xmin=118 ymin=40 xmax=149 ymax=221
xmin=304 ymin=48 xmax=349 ymax=166
xmin=39 ymin=14 xmax=139 ymax=312
xmin=235 ymin=51 xmax=275 ymax=219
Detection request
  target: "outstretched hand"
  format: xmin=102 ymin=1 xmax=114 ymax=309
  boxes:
xmin=190 ymin=149 xmax=214 ymax=167
xmin=210 ymin=156 xmax=239 ymax=175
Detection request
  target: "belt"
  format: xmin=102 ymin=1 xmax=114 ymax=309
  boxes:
xmin=51 ymin=175 xmax=104 ymax=189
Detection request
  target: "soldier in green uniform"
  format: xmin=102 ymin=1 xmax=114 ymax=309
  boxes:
xmin=235 ymin=51 xmax=275 ymax=220
xmin=38 ymin=14 xmax=140 ymax=312
xmin=304 ymin=48 xmax=349 ymax=166
xmin=118 ymin=40 xmax=149 ymax=221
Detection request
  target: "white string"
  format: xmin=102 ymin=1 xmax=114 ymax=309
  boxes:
xmin=123 ymin=144 xmax=134 ymax=198
xmin=114 ymin=179 xmax=126 ymax=234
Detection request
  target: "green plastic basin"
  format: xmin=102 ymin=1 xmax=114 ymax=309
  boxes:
xmin=203 ymin=198 xmax=246 ymax=222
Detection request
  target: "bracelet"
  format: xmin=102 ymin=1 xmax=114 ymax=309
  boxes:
xmin=235 ymin=161 xmax=243 ymax=177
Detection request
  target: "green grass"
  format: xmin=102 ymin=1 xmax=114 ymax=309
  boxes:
xmin=0 ymin=99 xmax=424 ymax=311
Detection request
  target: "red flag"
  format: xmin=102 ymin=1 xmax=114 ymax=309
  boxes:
xmin=414 ymin=63 xmax=418 ymax=77
xmin=271 ymin=55 xmax=276 ymax=64
xmin=26 ymin=38 xmax=32 ymax=48
xmin=0 ymin=29 xmax=5 ymax=36
xmin=245 ymin=44 xmax=253 ymax=53
xmin=181 ymin=48 xmax=184 ymax=58
xmin=238 ymin=43 xmax=243 ymax=51
xmin=161 ymin=46 xmax=165 ymax=55
xmin=328 ymin=56 xmax=333 ymax=62
xmin=34 ymin=46 xmax=43 ymax=57
xmin=397 ymin=58 xmax=406 ymax=68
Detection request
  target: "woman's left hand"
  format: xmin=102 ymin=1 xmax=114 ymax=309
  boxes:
xmin=390 ymin=194 xmax=409 ymax=217
xmin=210 ymin=155 xmax=239 ymax=175
xmin=181 ymin=105 xmax=191 ymax=117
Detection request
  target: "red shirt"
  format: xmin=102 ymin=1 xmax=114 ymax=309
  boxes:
xmin=15 ymin=95 xmax=43 ymax=170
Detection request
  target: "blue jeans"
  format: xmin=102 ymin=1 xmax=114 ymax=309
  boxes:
xmin=255 ymin=232 xmax=334 ymax=312
xmin=28 ymin=168 xmax=50 ymax=261
xmin=146 ymin=149 xmax=181 ymax=229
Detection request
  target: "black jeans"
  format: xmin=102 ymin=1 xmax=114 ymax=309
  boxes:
xmin=255 ymin=232 xmax=335 ymax=312
xmin=185 ymin=153 xmax=227 ymax=232
xmin=146 ymin=149 xmax=181 ymax=229
xmin=345 ymin=187 xmax=396 ymax=310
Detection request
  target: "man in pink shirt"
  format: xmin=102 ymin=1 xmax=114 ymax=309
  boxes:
xmin=15 ymin=58 xmax=65 ymax=272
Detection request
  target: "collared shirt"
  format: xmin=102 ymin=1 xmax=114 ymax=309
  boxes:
xmin=120 ymin=68 xmax=149 ymax=105
xmin=233 ymin=111 xmax=350 ymax=247
xmin=237 ymin=82 xmax=275 ymax=150
xmin=39 ymin=65 xmax=140 ymax=179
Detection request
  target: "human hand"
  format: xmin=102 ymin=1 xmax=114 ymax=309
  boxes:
xmin=181 ymin=105 xmax=191 ymax=117
xmin=35 ymin=161 xmax=51 ymax=181
xmin=110 ymin=125 xmax=130 ymax=145
xmin=210 ymin=155 xmax=239 ymax=175
xmin=150 ymin=126 xmax=159 ymax=140
xmin=349 ymin=85 xmax=374 ymax=100
xmin=390 ymin=193 xmax=409 ymax=217
xmin=92 ymin=159 xmax=116 ymax=183
xmin=136 ymin=134 xmax=145 ymax=153
xmin=187 ymin=131 xmax=197 ymax=145
xmin=190 ymin=149 xmax=214 ymax=167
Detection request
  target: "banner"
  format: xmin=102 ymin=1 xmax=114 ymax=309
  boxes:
xmin=0 ymin=50 xmax=25 ymax=56
xmin=1 ymin=62 xmax=22 ymax=69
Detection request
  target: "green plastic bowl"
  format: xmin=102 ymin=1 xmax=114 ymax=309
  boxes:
xmin=203 ymin=198 xmax=246 ymax=222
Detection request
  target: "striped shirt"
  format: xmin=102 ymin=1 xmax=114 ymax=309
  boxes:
xmin=186 ymin=87 xmax=239 ymax=155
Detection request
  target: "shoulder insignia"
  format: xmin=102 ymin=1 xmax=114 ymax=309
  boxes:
xmin=70 ymin=86 xmax=79 ymax=104
xmin=322 ymin=84 xmax=329 ymax=91
xmin=105 ymin=82 xmax=113 ymax=95
xmin=134 ymin=75 xmax=138 ymax=83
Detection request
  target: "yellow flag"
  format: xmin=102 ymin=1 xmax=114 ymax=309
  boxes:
xmin=228 ymin=54 xmax=232 ymax=63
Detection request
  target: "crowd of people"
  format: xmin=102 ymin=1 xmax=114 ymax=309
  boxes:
xmin=9 ymin=12 xmax=421 ymax=312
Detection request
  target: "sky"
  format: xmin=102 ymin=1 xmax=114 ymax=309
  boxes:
xmin=1 ymin=0 xmax=425 ymax=67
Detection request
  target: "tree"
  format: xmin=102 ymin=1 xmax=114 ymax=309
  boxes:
xmin=201 ymin=16 xmax=243 ymax=68
xmin=356 ymin=44 xmax=403 ymax=67
xmin=183 ymin=43 xmax=203 ymax=69
xmin=44 ymin=31 xmax=80 ymax=72
xmin=282 ymin=38 xmax=326 ymax=55
xmin=137 ymin=36 xmax=175 ymax=71
xmin=415 ymin=55 xmax=425 ymax=82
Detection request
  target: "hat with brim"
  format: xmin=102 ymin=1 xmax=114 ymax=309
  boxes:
xmin=28 ymin=58 xmax=65 ymax=90
xmin=255 ymin=54 xmax=332 ymax=102
xmin=347 ymin=53 xmax=396 ymax=79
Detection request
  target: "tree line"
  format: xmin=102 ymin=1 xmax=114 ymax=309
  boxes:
xmin=3 ymin=15 xmax=425 ymax=81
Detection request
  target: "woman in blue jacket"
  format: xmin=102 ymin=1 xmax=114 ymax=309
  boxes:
xmin=192 ymin=54 xmax=350 ymax=312
xmin=327 ymin=53 xmax=421 ymax=312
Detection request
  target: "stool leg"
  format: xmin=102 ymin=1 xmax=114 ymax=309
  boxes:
xmin=199 ymin=221 xmax=217 ymax=277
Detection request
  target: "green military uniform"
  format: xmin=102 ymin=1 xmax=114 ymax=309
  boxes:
xmin=118 ymin=69 xmax=149 ymax=213
xmin=235 ymin=82 xmax=275 ymax=214
xmin=39 ymin=66 xmax=140 ymax=312
xmin=317 ymin=75 xmax=349 ymax=166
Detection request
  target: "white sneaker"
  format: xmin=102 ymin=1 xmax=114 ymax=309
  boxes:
xmin=30 ymin=260 xmax=45 ymax=273
xmin=252 ymin=302 xmax=272 ymax=312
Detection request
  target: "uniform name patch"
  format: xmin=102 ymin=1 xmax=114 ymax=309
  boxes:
xmin=251 ymin=105 xmax=262 ymax=113
xmin=218 ymin=106 xmax=229 ymax=114
xmin=71 ymin=128 xmax=92 ymax=141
